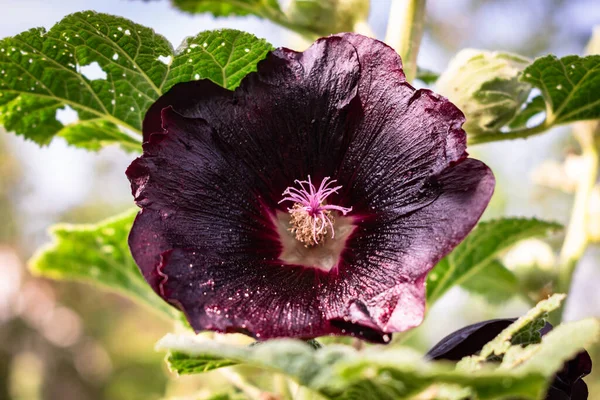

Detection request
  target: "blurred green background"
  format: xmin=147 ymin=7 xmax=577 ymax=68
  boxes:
xmin=0 ymin=0 xmax=599 ymax=398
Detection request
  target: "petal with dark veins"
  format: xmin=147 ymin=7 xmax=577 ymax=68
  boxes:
xmin=128 ymin=33 xmax=495 ymax=341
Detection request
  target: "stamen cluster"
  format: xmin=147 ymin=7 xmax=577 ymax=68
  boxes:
xmin=279 ymin=177 xmax=352 ymax=246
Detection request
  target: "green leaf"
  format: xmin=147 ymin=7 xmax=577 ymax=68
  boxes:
xmin=203 ymin=393 xmax=248 ymax=400
xmin=165 ymin=392 xmax=247 ymax=400
xmin=162 ymin=29 xmax=273 ymax=92
xmin=167 ymin=338 xmax=324 ymax=374
xmin=159 ymin=337 xmax=345 ymax=386
xmin=457 ymin=296 xmax=600 ymax=398
xmin=521 ymin=54 xmax=600 ymax=125
xmin=169 ymin=0 xmax=372 ymax=38
xmin=510 ymin=315 xmax=546 ymax=347
xmin=459 ymin=294 xmax=565 ymax=368
xmin=29 ymin=208 xmax=182 ymax=321
xmin=171 ymin=0 xmax=283 ymax=18
xmin=57 ymin=117 xmax=141 ymax=152
xmin=415 ymin=67 xmax=440 ymax=85
xmin=157 ymin=336 xmax=544 ymax=399
xmin=0 ymin=11 xmax=272 ymax=149
xmin=168 ymin=350 xmax=237 ymax=374
xmin=157 ymin=296 xmax=599 ymax=400
xmin=335 ymin=382 xmax=474 ymax=400
xmin=435 ymin=50 xmax=532 ymax=137
xmin=427 ymin=218 xmax=562 ymax=305
xmin=507 ymin=318 xmax=599 ymax=374
xmin=508 ymin=96 xmax=545 ymax=129
xmin=285 ymin=0 xmax=370 ymax=37
xmin=460 ymin=259 xmax=519 ymax=304
xmin=0 ymin=12 xmax=169 ymax=145
xmin=335 ymin=354 xmax=544 ymax=400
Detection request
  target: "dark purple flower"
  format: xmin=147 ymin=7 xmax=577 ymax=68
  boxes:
xmin=126 ymin=33 xmax=495 ymax=342
xmin=427 ymin=319 xmax=592 ymax=400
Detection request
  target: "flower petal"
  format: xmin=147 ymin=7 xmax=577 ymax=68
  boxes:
xmin=155 ymin=247 xmax=390 ymax=342
xmin=549 ymin=350 xmax=592 ymax=400
xmin=142 ymin=34 xmax=469 ymax=217
xmin=128 ymin=107 xmax=278 ymax=287
xmin=128 ymin=33 xmax=495 ymax=341
xmin=426 ymin=318 xmax=514 ymax=360
xmin=142 ymin=36 xmax=362 ymax=207
xmin=129 ymin=107 xmax=388 ymax=342
xmin=323 ymin=158 xmax=494 ymax=333
xmin=332 ymin=33 xmax=468 ymax=216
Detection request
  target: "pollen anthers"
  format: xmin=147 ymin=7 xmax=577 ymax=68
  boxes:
xmin=279 ymin=176 xmax=352 ymax=247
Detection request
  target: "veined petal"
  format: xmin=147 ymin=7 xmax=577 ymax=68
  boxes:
xmin=128 ymin=33 xmax=495 ymax=342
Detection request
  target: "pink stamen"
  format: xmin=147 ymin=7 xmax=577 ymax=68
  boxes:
xmin=279 ymin=176 xmax=352 ymax=242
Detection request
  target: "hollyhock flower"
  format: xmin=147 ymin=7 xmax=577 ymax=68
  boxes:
xmin=126 ymin=33 xmax=495 ymax=343
xmin=427 ymin=319 xmax=592 ymax=399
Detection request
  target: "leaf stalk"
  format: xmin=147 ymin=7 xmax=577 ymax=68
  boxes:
xmin=468 ymin=120 xmax=553 ymax=145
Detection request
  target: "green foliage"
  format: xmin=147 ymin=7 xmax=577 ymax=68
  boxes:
xmin=435 ymin=49 xmax=532 ymax=136
xmin=29 ymin=208 xmax=182 ymax=322
xmin=58 ymin=117 xmax=141 ymax=152
xmin=521 ymin=55 xmax=600 ymax=126
xmin=503 ymin=318 xmax=598 ymax=375
xmin=465 ymin=53 xmax=600 ymax=144
xmin=508 ymin=96 xmax=545 ymax=129
xmin=163 ymin=29 xmax=273 ymax=90
xmin=0 ymin=11 xmax=272 ymax=149
xmin=167 ymin=351 xmax=237 ymax=374
xmin=459 ymin=294 xmax=564 ymax=368
xmin=0 ymin=12 xmax=169 ymax=145
xmin=460 ymin=260 xmax=519 ymax=304
xmin=455 ymin=296 xmax=600 ymax=387
xmin=427 ymin=218 xmax=562 ymax=305
xmin=511 ymin=315 xmax=546 ymax=347
xmin=435 ymin=45 xmax=600 ymax=144
xmin=203 ymin=393 xmax=247 ymax=400
xmin=171 ymin=0 xmax=373 ymax=38
xmin=156 ymin=296 xmax=598 ymax=399
xmin=415 ymin=67 xmax=440 ymax=84
xmin=172 ymin=0 xmax=283 ymax=18
xmin=170 ymin=0 xmax=369 ymax=38
xmin=285 ymin=0 xmax=370 ymax=36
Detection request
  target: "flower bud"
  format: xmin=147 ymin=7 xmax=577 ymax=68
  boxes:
xmin=436 ymin=49 xmax=532 ymax=136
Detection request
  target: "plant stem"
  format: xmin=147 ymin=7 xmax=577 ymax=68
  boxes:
xmin=384 ymin=0 xmax=427 ymax=83
xmin=468 ymin=121 xmax=552 ymax=145
xmin=550 ymin=124 xmax=599 ymax=324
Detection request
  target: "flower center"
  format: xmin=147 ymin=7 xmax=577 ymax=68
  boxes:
xmin=279 ymin=176 xmax=352 ymax=247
